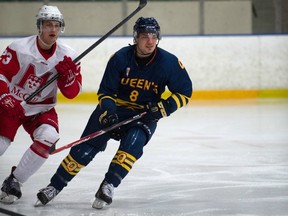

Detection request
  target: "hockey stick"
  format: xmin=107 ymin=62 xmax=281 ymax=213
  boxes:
xmin=50 ymin=112 xmax=146 ymax=155
xmin=23 ymin=0 xmax=147 ymax=103
xmin=0 ymin=207 xmax=25 ymax=216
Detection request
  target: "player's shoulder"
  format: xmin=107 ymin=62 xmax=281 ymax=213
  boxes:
xmin=9 ymin=35 xmax=36 ymax=51
xmin=156 ymin=47 xmax=187 ymax=72
xmin=110 ymin=45 xmax=133 ymax=62
xmin=157 ymin=47 xmax=177 ymax=60
xmin=115 ymin=45 xmax=133 ymax=56
xmin=156 ymin=47 xmax=180 ymax=66
xmin=56 ymin=39 xmax=77 ymax=58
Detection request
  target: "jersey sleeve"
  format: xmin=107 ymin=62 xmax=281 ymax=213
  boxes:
xmin=97 ymin=53 xmax=121 ymax=112
xmin=0 ymin=46 xmax=20 ymax=83
xmin=164 ymin=57 xmax=193 ymax=114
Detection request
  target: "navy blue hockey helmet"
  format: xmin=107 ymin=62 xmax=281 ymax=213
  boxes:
xmin=133 ymin=17 xmax=161 ymax=41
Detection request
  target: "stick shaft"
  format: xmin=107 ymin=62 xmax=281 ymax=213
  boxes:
xmin=74 ymin=0 xmax=147 ymax=63
xmin=50 ymin=112 xmax=146 ymax=155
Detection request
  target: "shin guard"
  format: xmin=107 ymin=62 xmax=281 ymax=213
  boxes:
xmin=105 ymin=150 xmax=137 ymax=187
xmin=13 ymin=147 xmax=47 ymax=183
xmin=50 ymin=154 xmax=85 ymax=191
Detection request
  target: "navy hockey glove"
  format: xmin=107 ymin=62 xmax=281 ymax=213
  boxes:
xmin=110 ymin=127 xmax=124 ymax=141
xmin=99 ymin=110 xmax=119 ymax=127
xmin=145 ymin=100 xmax=170 ymax=122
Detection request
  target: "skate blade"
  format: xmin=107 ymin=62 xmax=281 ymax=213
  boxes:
xmin=0 ymin=192 xmax=18 ymax=204
xmin=92 ymin=198 xmax=107 ymax=209
xmin=34 ymin=199 xmax=45 ymax=207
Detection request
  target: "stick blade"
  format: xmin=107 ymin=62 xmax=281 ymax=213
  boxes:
xmin=139 ymin=0 xmax=147 ymax=8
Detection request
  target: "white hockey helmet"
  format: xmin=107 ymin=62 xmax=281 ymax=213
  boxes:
xmin=36 ymin=5 xmax=65 ymax=33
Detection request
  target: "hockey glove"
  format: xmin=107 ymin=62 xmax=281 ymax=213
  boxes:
xmin=145 ymin=100 xmax=170 ymax=122
xmin=0 ymin=93 xmax=25 ymax=120
xmin=55 ymin=56 xmax=80 ymax=87
xmin=99 ymin=110 xmax=119 ymax=127
xmin=110 ymin=127 xmax=124 ymax=141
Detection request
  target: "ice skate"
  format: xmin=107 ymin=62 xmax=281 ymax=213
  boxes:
xmin=0 ymin=168 xmax=22 ymax=204
xmin=35 ymin=185 xmax=59 ymax=207
xmin=92 ymin=181 xmax=114 ymax=209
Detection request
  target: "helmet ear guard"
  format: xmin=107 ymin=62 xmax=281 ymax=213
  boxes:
xmin=36 ymin=5 xmax=65 ymax=33
xmin=133 ymin=17 xmax=161 ymax=43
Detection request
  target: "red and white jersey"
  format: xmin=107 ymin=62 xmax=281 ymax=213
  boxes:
xmin=0 ymin=35 xmax=77 ymax=116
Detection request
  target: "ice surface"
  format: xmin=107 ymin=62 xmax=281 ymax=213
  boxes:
xmin=1 ymin=99 xmax=288 ymax=216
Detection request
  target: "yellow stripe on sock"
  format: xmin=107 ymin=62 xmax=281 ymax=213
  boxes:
xmin=61 ymin=154 xmax=85 ymax=176
xmin=111 ymin=150 xmax=136 ymax=172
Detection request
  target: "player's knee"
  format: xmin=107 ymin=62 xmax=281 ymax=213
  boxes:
xmin=120 ymin=127 xmax=147 ymax=159
xmin=0 ymin=136 xmax=11 ymax=156
xmin=33 ymin=124 xmax=59 ymax=147
xmin=70 ymin=143 xmax=100 ymax=166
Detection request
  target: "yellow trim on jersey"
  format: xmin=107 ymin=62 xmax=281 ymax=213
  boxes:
xmin=61 ymin=154 xmax=85 ymax=176
xmin=98 ymin=94 xmax=116 ymax=105
xmin=170 ymin=93 xmax=190 ymax=108
xmin=111 ymin=150 xmax=137 ymax=172
xmin=171 ymin=94 xmax=181 ymax=108
xmin=116 ymin=98 xmax=145 ymax=110
xmin=180 ymin=94 xmax=190 ymax=105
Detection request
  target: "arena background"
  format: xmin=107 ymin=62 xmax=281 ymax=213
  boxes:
xmin=0 ymin=0 xmax=287 ymax=102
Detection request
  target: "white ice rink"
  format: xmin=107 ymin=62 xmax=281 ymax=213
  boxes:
xmin=0 ymin=99 xmax=288 ymax=216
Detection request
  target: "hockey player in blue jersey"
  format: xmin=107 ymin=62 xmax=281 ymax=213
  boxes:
xmin=36 ymin=17 xmax=193 ymax=209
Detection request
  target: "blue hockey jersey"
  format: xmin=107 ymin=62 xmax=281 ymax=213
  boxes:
xmin=97 ymin=45 xmax=192 ymax=115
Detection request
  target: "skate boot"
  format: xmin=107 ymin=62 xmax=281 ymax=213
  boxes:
xmin=0 ymin=167 xmax=22 ymax=204
xmin=92 ymin=181 xmax=114 ymax=209
xmin=35 ymin=185 xmax=59 ymax=206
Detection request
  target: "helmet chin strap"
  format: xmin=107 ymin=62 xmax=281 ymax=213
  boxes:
xmin=38 ymin=36 xmax=54 ymax=49
xmin=38 ymin=34 xmax=56 ymax=50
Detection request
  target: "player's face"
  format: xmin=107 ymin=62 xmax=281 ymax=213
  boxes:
xmin=135 ymin=33 xmax=158 ymax=57
xmin=39 ymin=20 xmax=61 ymax=48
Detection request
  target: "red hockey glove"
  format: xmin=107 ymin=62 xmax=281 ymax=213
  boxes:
xmin=0 ymin=93 xmax=25 ymax=120
xmin=55 ymin=56 xmax=80 ymax=87
xmin=145 ymin=100 xmax=170 ymax=122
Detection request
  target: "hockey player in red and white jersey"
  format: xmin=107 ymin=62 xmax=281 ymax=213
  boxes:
xmin=0 ymin=5 xmax=82 ymax=204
